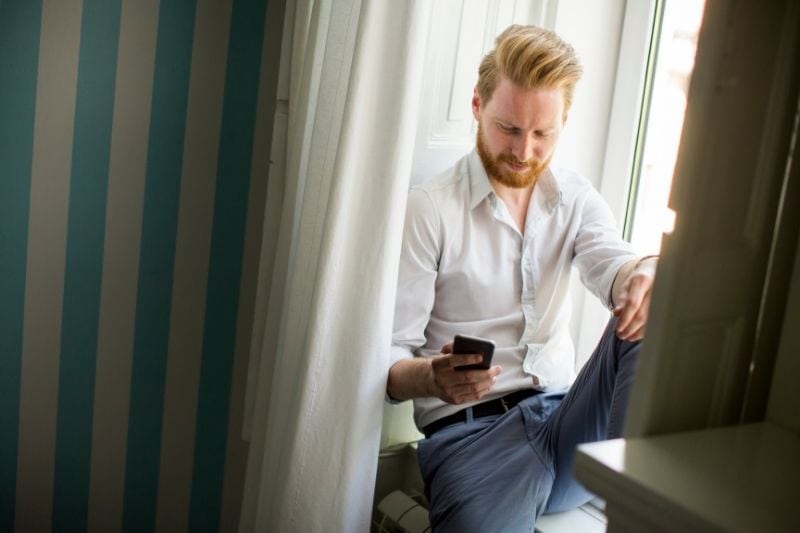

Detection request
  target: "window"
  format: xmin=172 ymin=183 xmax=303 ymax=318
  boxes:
xmin=624 ymin=0 xmax=707 ymax=254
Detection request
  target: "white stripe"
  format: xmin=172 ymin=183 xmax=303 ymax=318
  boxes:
xmin=15 ymin=1 xmax=82 ymax=531
xmin=154 ymin=1 xmax=232 ymax=531
xmin=87 ymin=1 xmax=159 ymax=531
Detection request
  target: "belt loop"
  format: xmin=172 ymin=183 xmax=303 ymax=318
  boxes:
xmin=465 ymin=406 xmax=474 ymax=423
xmin=500 ymin=397 xmax=509 ymax=412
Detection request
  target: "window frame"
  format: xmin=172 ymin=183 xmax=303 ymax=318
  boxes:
xmin=573 ymin=0 xmax=659 ymax=361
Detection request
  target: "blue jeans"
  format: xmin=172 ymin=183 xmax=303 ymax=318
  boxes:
xmin=416 ymin=317 xmax=640 ymax=532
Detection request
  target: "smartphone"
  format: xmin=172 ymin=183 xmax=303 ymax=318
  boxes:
xmin=453 ymin=334 xmax=495 ymax=371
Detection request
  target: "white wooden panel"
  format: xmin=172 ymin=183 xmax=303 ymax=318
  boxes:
xmin=446 ymin=2 xmax=489 ymax=124
xmin=598 ymin=0 xmax=657 ymax=224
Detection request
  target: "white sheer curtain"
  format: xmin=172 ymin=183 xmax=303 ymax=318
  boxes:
xmin=239 ymin=0 xmax=431 ymax=530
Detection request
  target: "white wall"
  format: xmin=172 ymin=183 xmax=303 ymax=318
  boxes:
xmin=553 ymin=0 xmax=626 ymax=186
xmin=554 ymin=0 xmax=628 ymax=364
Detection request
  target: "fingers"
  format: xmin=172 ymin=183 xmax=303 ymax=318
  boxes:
xmin=437 ymin=349 xmax=496 ymax=371
xmin=617 ymin=293 xmax=650 ymax=339
xmin=615 ymin=304 xmax=648 ymax=340
xmin=430 ymin=353 xmax=502 ymax=404
xmin=442 ymin=379 xmax=496 ymax=404
xmin=431 ymin=352 xmax=483 ymax=371
xmin=614 ymin=272 xmax=654 ymax=340
xmin=625 ymin=323 xmax=646 ymax=342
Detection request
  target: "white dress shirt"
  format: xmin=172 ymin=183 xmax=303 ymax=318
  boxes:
xmin=391 ymin=150 xmax=636 ymax=429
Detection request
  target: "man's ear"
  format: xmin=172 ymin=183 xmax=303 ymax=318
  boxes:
xmin=472 ymin=86 xmax=481 ymax=121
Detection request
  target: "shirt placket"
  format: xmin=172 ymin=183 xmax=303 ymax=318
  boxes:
xmin=490 ymin=194 xmax=541 ymax=375
xmin=521 ymin=234 xmax=535 ymax=331
xmin=521 ymin=217 xmax=543 ymax=376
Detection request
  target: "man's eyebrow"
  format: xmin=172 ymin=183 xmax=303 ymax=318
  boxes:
xmin=496 ymin=119 xmax=521 ymax=129
xmin=497 ymin=120 xmax=557 ymax=134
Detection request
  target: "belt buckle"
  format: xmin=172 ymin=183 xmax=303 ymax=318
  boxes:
xmin=500 ymin=397 xmax=509 ymax=412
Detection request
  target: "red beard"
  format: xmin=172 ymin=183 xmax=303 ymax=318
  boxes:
xmin=476 ymin=123 xmax=550 ymax=189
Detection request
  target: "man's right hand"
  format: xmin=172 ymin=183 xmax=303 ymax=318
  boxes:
xmin=386 ymin=344 xmax=502 ymax=404
xmin=428 ymin=342 xmax=502 ymax=404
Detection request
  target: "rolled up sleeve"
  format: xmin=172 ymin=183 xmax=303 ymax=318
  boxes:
xmin=390 ymin=187 xmax=441 ymax=368
xmin=572 ymin=187 xmax=636 ymax=308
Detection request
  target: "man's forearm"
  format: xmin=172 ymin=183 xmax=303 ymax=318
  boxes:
xmin=387 ymin=358 xmax=434 ymax=402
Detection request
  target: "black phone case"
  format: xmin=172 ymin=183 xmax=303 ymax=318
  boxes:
xmin=453 ymin=334 xmax=495 ymax=371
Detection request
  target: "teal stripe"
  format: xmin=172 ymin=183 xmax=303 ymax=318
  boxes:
xmin=0 ymin=1 xmax=43 ymax=529
xmin=122 ymin=1 xmax=197 ymax=531
xmin=188 ymin=0 xmax=267 ymax=530
xmin=51 ymin=2 xmax=122 ymax=531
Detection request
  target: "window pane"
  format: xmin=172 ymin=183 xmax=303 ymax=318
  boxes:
xmin=628 ymin=0 xmax=706 ymax=255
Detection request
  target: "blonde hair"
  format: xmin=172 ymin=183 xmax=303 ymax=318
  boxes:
xmin=477 ymin=25 xmax=583 ymax=111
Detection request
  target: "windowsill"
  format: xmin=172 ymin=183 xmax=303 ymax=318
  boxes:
xmin=535 ymin=500 xmax=607 ymax=533
xmin=573 ymin=422 xmax=800 ymax=532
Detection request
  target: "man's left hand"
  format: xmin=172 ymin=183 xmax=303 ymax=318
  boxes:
xmin=613 ymin=257 xmax=657 ymax=341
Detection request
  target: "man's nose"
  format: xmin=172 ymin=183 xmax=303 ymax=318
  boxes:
xmin=512 ymin=133 xmax=536 ymax=162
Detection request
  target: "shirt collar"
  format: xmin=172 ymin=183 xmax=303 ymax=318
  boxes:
xmin=467 ymin=150 xmax=494 ymax=210
xmin=467 ymin=149 xmax=564 ymax=212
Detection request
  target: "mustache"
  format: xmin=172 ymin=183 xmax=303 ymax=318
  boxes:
xmin=497 ymin=154 xmax=534 ymax=169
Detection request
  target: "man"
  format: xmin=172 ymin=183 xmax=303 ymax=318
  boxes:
xmin=387 ymin=25 xmax=657 ymax=532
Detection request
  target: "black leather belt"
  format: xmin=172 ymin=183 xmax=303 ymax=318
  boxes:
xmin=423 ymin=389 xmax=541 ymax=438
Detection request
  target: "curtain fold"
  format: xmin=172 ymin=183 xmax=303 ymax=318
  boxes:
xmin=240 ymin=0 xmax=431 ymax=530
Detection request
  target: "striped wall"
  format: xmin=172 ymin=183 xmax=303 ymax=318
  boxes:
xmin=0 ymin=0 xmax=277 ymax=531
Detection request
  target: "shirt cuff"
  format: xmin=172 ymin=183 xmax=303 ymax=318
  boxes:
xmin=385 ymin=390 xmax=403 ymax=404
xmin=634 ymin=254 xmax=659 ymax=274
